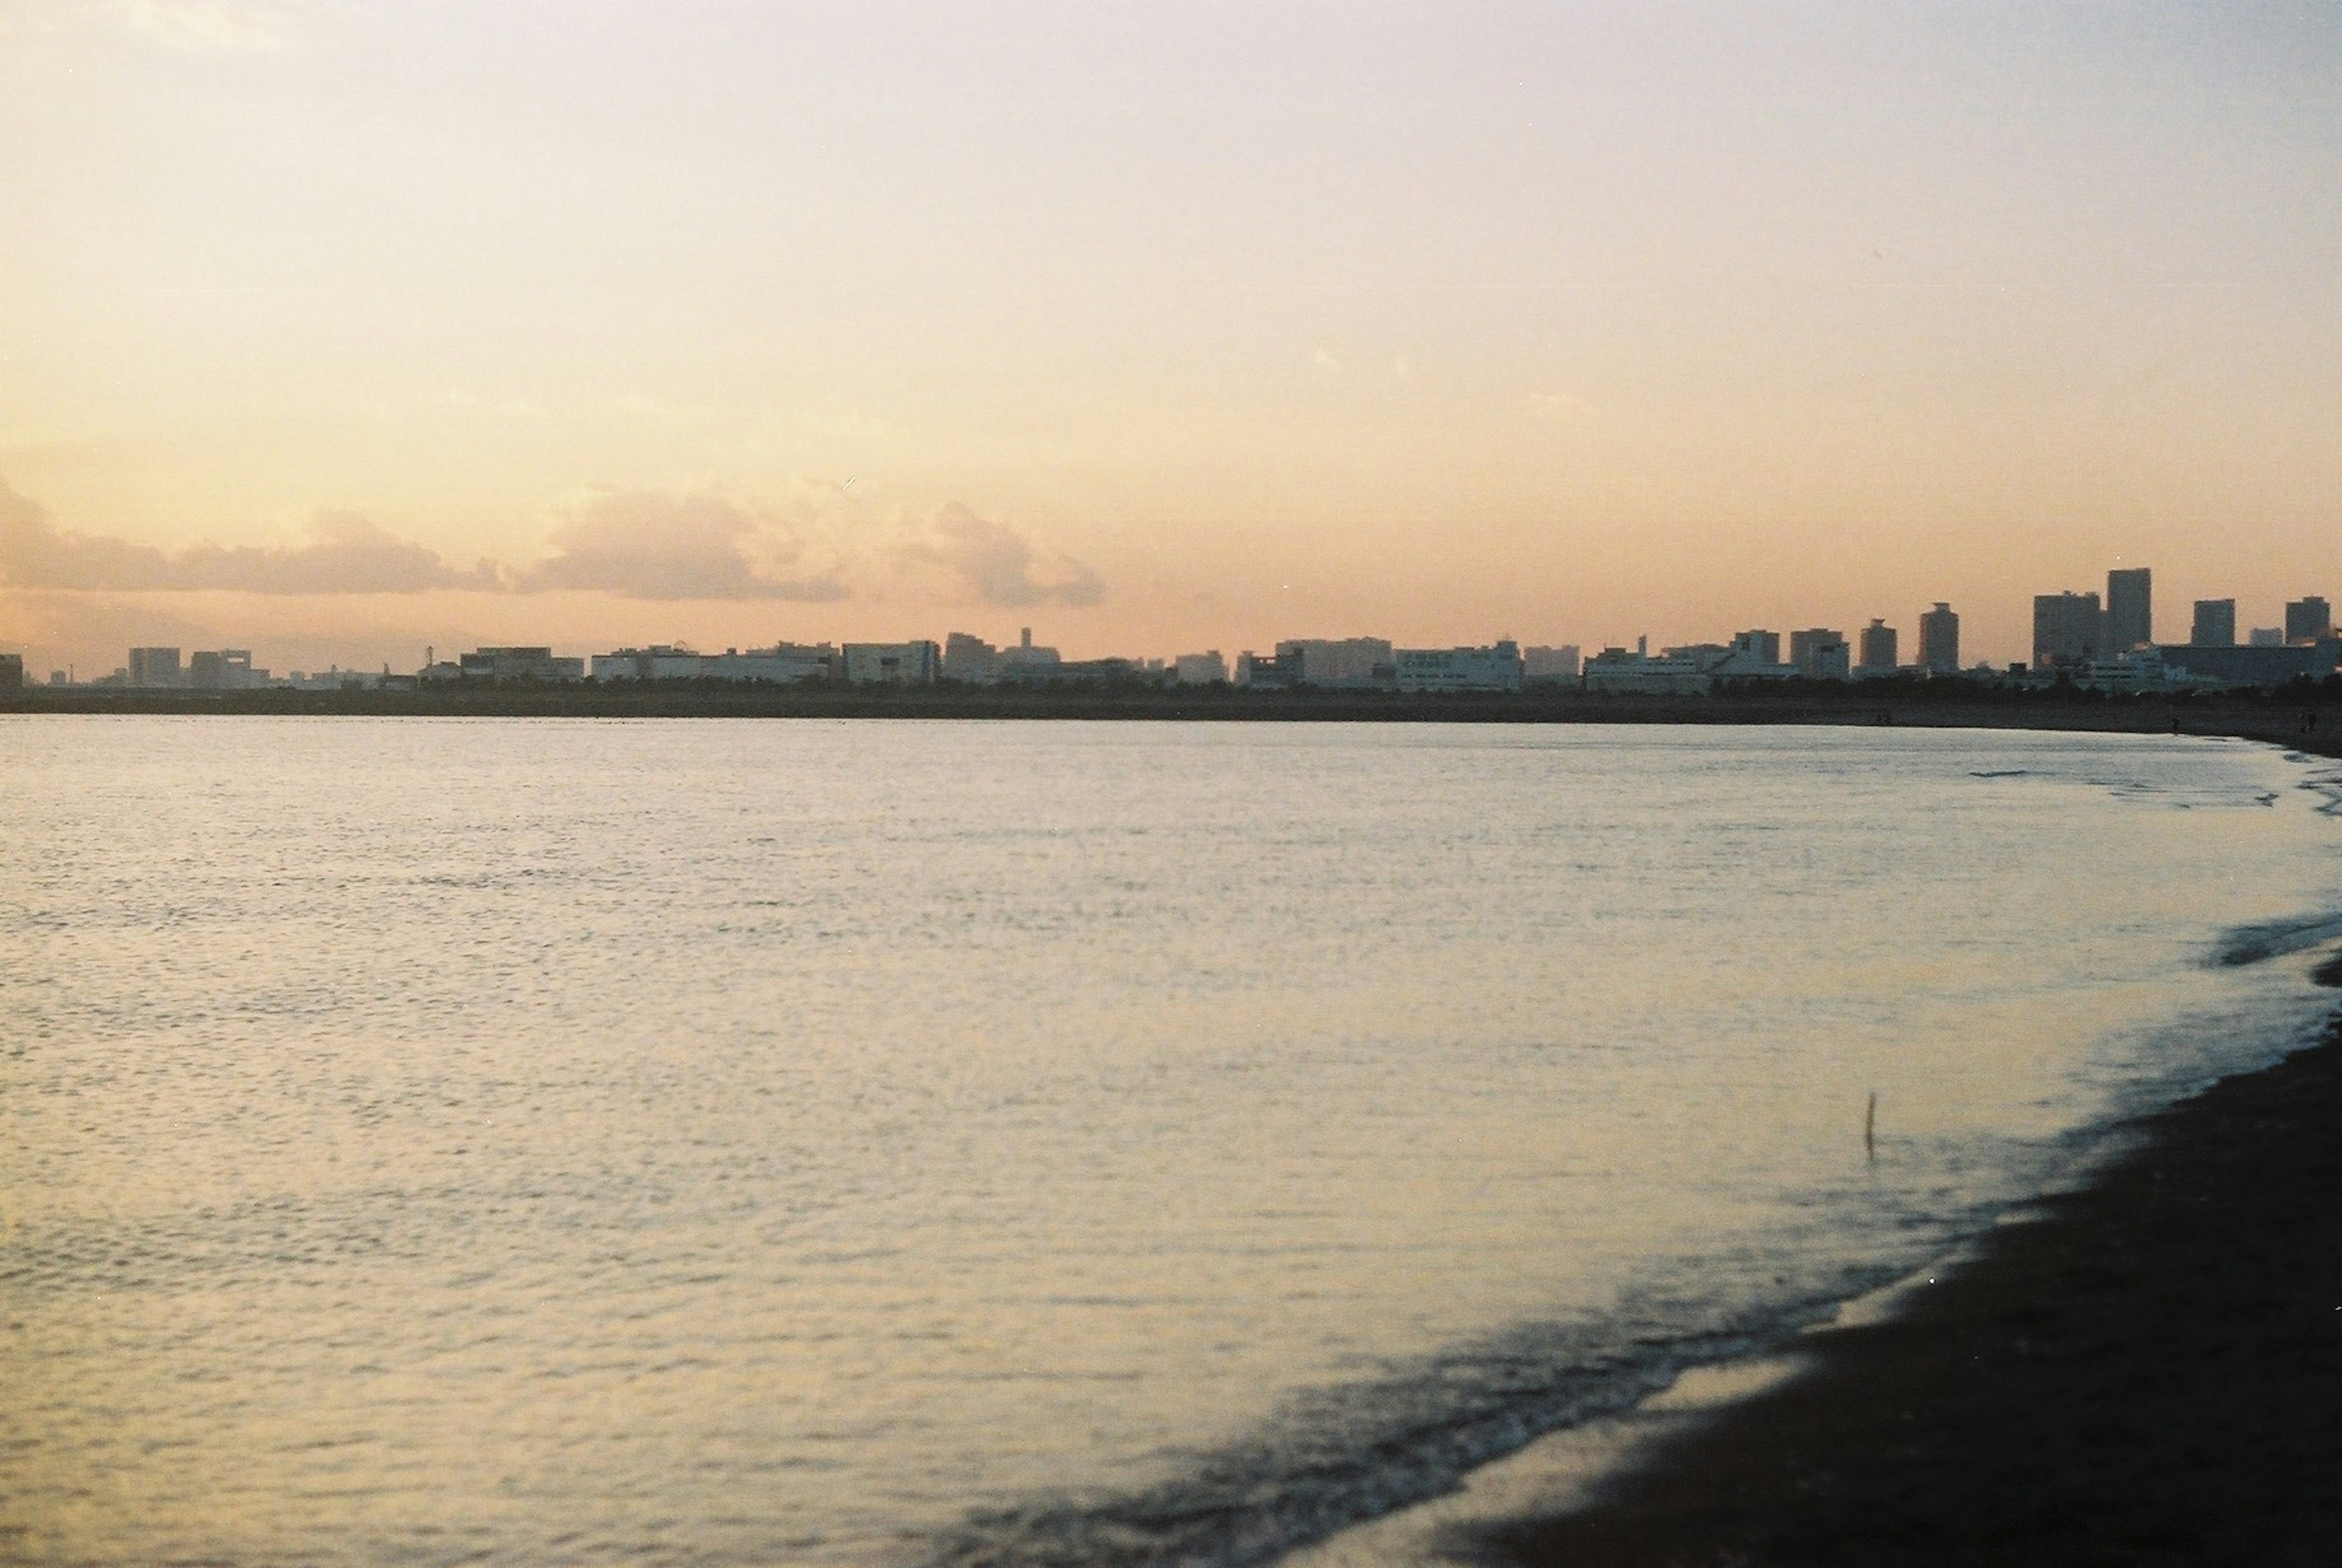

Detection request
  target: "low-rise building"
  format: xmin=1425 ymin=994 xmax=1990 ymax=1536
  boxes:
xmin=591 ymin=645 xmax=709 ymax=681
xmin=188 ymin=650 xmax=267 ymax=689
xmin=1394 ymin=640 xmax=1524 ymax=692
xmin=842 ymin=641 xmax=940 ymax=684
xmin=459 ymin=646 xmax=586 ymax=681
xmin=943 ymin=632 xmax=998 ymax=683
xmin=1522 ymin=645 xmax=1581 ymax=685
xmin=1582 ymin=639 xmax=1714 ymax=695
xmin=2156 ymin=638 xmax=2342 ymax=690
xmin=1235 ymin=649 xmax=1302 ymax=689
xmin=1275 ymin=637 xmax=1395 ymax=689
xmin=0 ymin=653 xmax=21 ymax=690
xmin=1173 ymin=651 xmax=1228 ymax=685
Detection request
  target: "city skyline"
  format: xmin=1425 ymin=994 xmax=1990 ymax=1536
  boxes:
xmin=4 ymin=4 xmax=2338 ymax=679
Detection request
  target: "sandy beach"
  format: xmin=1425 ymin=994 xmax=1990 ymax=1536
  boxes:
xmin=1450 ymin=1011 xmax=2342 ymax=1567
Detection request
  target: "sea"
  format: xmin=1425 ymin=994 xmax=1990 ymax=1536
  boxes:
xmin=4 ymin=718 xmax=2338 ymax=1567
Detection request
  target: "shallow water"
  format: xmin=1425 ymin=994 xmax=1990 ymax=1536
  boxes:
xmin=1 ymin=719 xmax=2335 ymax=1566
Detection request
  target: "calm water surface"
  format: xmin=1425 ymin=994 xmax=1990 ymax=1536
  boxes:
xmin=2 ymin=719 xmax=2337 ymax=1566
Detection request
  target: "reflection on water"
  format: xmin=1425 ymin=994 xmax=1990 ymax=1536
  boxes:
xmin=0 ymin=720 xmax=2333 ymax=1566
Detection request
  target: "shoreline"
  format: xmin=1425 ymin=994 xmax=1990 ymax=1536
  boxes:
xmin=1417 ymin=1010 xmax=2342 ymax=1567
xmin=3 ymin=681 xmax=2340 ymax=752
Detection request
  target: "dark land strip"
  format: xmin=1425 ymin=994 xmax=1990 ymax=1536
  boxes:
xmin=1465 ymin=1018 xmax=2342 ymax=1568
xmin=7 ymin=681 xmax=2342 ymax=753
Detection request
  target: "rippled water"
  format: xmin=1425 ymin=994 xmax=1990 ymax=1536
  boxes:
xmin=2 ymin=719 xmax=2336 ymax=1567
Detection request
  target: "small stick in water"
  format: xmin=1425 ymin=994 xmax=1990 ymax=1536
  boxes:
xmin=1865 ymin=1091 xmax=1877 ymax=1162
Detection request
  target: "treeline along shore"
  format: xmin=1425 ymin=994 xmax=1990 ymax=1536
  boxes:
xmin=9 ymin=673 xmax=2342 ymax=752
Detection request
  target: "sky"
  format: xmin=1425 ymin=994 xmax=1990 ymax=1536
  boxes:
xmin=2 ymin=1 xmax=2337 ymax=675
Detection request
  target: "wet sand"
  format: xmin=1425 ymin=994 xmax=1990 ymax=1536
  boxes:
xmin=1464 ymin=1017 xmax=2342 ymax=1567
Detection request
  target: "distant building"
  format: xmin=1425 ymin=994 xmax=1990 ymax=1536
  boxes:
xmin=1857 ymin=620 xmax=1897 ymax=674
xmin=2190 ymin=599 xmax=2236 ymax=647
xmin=2285 ymin=597 xmax=2332 ymax=643
xmin=2249 ymin=626 xmax=2285 ymax=647
xmin=1392 ymin=640 xmax=1524 ymax=692
xmin=2032 ymin=592 xmax=2102 ymax=670
xmin=2106 ymin=567 xmax=2152 ymax=651
xmin=942 ymin=632 xmax=998 ymax=684
xmin=997 ymin=628 xmax=1060 ymax=673
xmin=459 ymin=646 xmax=585 ymax=682
xmin=1918 ymin=603 xmax=1960 ymax=673
xmin=842 ymin=641 xmax=940 ymax=684
xmin=1789 ymin=629 xmax=1850 ymax=681
xmin=1733 ymin=629 xmax=1782 ymax=666
xmin=188 ymin=650 xmax=267 ymax=689
xmin=1173 ymin=651 xmax=1229 ymax=685
xmin=1582 ymin=640 xmax=1714 ymax=695
xmin=0 ymin=653 xmax=21 ymax=690
xmin=1274 ymin=637 xmax=1395 ymax=689
xmin=998 ymin=656 xmax=1155 ymax=685
xmin=127 ymin=647 xmax=183 ymax=687
xmin=1234 ymin=649 xmax=1301 ymax=689
xmin=1523 ymin=645 xmax=1581 ymax=685
xmin=591 ymin=645 xmax=709 ymax=681
xmin=2160 ymin=637 xmax=2342 ymax=690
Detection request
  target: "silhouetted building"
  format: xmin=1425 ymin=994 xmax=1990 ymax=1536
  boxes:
xmin=2285 ymin=596 xmax=2332 ymax=643
xmin=2106 ymin=568 xmax=2152 ymax=651
xmin=0 ymin=653 xmax=21 ymax=690
xmin=942 ymin=632 xmax=998 ymax=683
xmin=188 ymin=650 xmax=263 ymax=689
xmin=1523 ymin=645 xmax=1582 ymax=684
xmin=995 ymin=627 xmax=1060 ymax=674
xmin=1857 ymin=620 xmax=1897 ymax=673
xmin=1275 ymin=637 xmax=1395 ymax=689
xmin=459 ymin=646 xmax=585 ymax=681
xmin=1582 ymin=643 xmax=1714 ymax=695
xmin=127 ymin=647 xmax=183 ymax=687
xmin=1173 ymin=651 xmax=1228 ymax=685
xmin=2160 ymin=637 xmax=2342 ymax=690
xmin=2032 ymin=593 xmax=2102 ymax=669
xmin=842 ymin=641 xmax=940 ymax=684
xmin=1234 ymin=649 xmax=1300 ymax=688
xmin=1918 ymin=603 xmax=1960 ymax=673
xmin=1789 ymin=629 xmax=1850 ymax=681
xmin=1733 ymin=629 xmax=1782 ymax=666
xmin=2250 ymin=626 xmax=2285 ymax=647
xmin=2190 ymin=599 xmax=2236 ymax=646
xmin=1392 ymin=640 xmax=1524 ymax=692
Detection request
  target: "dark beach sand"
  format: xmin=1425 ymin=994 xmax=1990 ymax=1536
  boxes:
xmin=1469 ymin=1017 xmax=2342 ymax=1568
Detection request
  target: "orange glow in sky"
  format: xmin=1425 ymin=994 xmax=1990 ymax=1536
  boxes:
xmin=2 ymin=2 xmax=2336 ymax=674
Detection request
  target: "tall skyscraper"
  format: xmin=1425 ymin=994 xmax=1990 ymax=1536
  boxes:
xmin=2032 ymin=592 xmax=2102 ymax=670
xmin=2285 ymin=596 xmax=2332 ymax=643
xmin=2190 ymin=599 xmax=2236 ymax=646
xmin=1857 ymin=619 xmax=1897 ymax=673
xmin=2106 ymin=567 xmax=2152 ymax=651
xmin=1918 ymin=603 xmax=1960 ymax=673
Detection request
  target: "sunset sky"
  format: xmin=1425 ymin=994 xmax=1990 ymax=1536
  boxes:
xmin=2 ymin=1 xmax=2335 ymax=676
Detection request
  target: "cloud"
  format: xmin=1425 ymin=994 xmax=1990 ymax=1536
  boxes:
xmin=517 ymin=486 xmax=849 ymax=602
xmin=0 ymin=481 xmax=501 ymax=594
xmin=902 ymin=503 xmax=1104 ymax=609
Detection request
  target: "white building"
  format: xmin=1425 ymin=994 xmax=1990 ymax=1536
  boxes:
xmin=591 ymin=645 xmax=711 ymax=681
xmin=1581 ymin=639 xmax=1714 ymax=695
xmin=710 ymin=643 xmax=836 ymax=682
xmin=843 ymin=641 xmax=940 ymax=684
xmin=1392 ymin=640 xmax=1524 ymax=692
xmin=459 ymin=646 xmax=585 ymax=681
